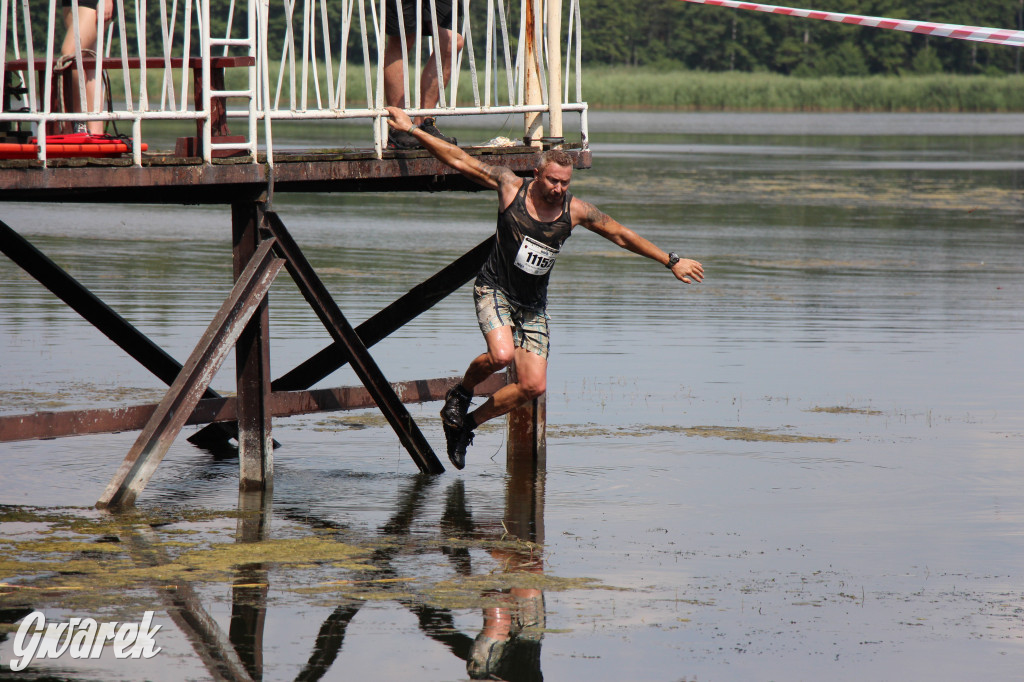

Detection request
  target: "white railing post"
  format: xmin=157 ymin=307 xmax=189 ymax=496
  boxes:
xmin=523 ymin=0 xmax=542 ymax=146
xmin=201 ymin=0 xmax=212 ymax=162
xmin=546 ymin=0 xmax=562 ymax=146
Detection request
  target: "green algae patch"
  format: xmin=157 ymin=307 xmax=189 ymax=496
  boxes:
xmin=154 ymin=537 xmax=374 ymax=577
xmin=808 ymin=406 xmax=884 ymax=416
xmin=681 ymin=426 xmax=839 ymax=443
xmin=548 ymin=423 xmax=839 ymax=443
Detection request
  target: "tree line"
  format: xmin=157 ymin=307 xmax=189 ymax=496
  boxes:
xmin=581 ymin=0 xmax=1024 ymax=75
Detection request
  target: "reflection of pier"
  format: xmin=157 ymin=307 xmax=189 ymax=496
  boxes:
xmin=109 ymin=446 xmax=547 ymax=681
xmin=1 ymin=0 xmax=588 ymax=505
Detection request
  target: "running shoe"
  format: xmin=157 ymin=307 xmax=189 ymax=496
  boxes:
xmin=444 ymin=424 xmax=474 ymax=470
xmin=421 ymin=117 xmax=457 ymax=145
xmin=441 ymin=384 xmax=472 ymax=428
xmin=387 ymin=128 xmax=421 ymax=150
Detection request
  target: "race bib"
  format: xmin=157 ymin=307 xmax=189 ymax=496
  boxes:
xmin=514 ymin=236 xmax=560 ymax=275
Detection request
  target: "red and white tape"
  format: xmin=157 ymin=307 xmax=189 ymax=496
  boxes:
xmin=679 ymin=0 xmax=1024 ymax=48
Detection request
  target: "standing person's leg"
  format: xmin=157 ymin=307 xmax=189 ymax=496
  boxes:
xmin=418 ymin=27 xmax=465 ymax=113
xmin=383 ymin=35 xmax=413 ymax=109
xmin=61 ymin=3 xmax=107 ymax=135
xmin=417 ymin=26 xmax=463 ymax=143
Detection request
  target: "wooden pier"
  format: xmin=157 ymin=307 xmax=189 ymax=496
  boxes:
xmin=0 ymin=142 xmax=591 ymax=507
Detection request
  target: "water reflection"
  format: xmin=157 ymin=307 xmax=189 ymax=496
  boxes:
xmin=190 ymin=454 xmax=550 ymax=682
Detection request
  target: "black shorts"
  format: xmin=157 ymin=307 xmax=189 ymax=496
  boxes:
xmin=62 ymin=0 xmax=100 ymax=9
xmin=384 ymin=0 xmax=455 ymax=37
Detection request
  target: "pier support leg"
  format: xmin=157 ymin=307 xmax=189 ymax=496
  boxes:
xmin=506 ymin=362 xmax=546 ymax=473
xmin=233 ymin=198 xmax=274 ymax=492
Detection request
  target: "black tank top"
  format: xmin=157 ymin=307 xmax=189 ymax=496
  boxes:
xmin=476 ymin=179 xmax=574 ymax=311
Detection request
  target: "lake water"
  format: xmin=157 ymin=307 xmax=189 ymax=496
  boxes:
xmin=1 ymin=112 xmax=1023 ymax=681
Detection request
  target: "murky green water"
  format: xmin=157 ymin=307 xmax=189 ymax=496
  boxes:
xmin=1 ymin=113 xmax=1023 ymax=681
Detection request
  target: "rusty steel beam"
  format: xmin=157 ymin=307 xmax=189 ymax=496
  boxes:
xmin=269 ymin=374 xmax=505 ymax=419
xmin=97 ymin=239 xmax=284 ymax=509
xmin=0 ymin=374 xmax=506 ymax=443
xmin=0 ymin=149 xmax=592 ymax=203
xmin=264 ymin=212 xmax=445 ymax=475
xmin=274 ymin=236 xmax=494 ymax=391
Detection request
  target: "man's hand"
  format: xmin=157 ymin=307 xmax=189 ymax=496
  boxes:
xmin=670 ymin=258 xmax=704 ymax=284
xmin=386 ymin=106 xmax=412 ymax=133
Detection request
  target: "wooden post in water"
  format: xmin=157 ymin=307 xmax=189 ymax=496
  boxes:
xmin=507 ymin=362 xmax=546 ymax=471
xmin=233 ymin=196 xmax=274 ymax=492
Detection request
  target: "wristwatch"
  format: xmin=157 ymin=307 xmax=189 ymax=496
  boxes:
xmin=666 ymin=252 xmax=680 ymax=269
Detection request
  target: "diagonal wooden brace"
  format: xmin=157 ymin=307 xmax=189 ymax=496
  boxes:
xmin=273 ymin=236 xmax=494 ymax=391
xmin=263 ymin=211 xmax=445 ymax=475
xmin=97 ymin=239 xmax=284 ymax=509
xmin=187 ymin=236 xmax=493 ymax=445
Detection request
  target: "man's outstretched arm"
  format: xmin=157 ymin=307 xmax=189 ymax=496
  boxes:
xmin=572 ymin=198 xmax=705 ymax=284
xmin=385 ymin=106 xmax=518 ymax=193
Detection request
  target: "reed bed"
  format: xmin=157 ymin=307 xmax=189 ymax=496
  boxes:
xmin=580 ymin=68 xmax=1024 ymax=113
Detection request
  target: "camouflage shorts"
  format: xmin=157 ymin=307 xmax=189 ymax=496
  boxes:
xmin=474 ymin=285 xmax=550 ymax=359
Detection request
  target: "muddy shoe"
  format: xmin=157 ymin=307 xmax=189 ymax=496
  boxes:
xmin=444 ymin=424 xmax=474 ymax=470
xmin=467 ymin=633 xmax=506 ymax=679
xmin=441 ymin=384 xmax=472 ymax=428
xmin=387 ymin=128 xmax=421 ymax=150
xmin=421 ymin=117 xmax=456 ymax=145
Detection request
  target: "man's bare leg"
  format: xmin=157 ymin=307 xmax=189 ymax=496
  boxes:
xmin=461 ymin=328 xmax=547 ymax=429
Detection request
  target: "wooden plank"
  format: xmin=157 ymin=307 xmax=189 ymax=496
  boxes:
xmin=265 ymin=212 xmax=445 ymax=474
xmin=0 ymin=374 xmax=506 ymax=443
xmin=96 ymin=239 xmax=283 ymax=509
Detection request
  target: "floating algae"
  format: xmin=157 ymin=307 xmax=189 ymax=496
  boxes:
xmin=0 ymin=506 xmax=612 ymax=617
xmin=548 ymin=422 xmax=839 ymax=443
xmin=680 ymin=426 xmax=839 ymax=443
xmin=807 ymin=405 xmax=884 ymax=416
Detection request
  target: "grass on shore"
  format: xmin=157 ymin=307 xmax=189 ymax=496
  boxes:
xmin=579 ymin=67 xmax=1024 ymax=113
xmin=97 ymin=62 xmax=1024 ymax=114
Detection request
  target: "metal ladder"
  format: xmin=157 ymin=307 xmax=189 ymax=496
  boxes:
xmin=201 ymin=0 xmax=258 ymax=163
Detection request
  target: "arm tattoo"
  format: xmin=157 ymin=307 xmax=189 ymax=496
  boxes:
xmin=585 ymin=203 xmax=610 ymax=228
xmin=484 ymin=164 xmax=513 ymax=186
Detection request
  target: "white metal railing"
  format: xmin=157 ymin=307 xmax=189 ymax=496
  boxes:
xmin=0 ymin=0 xmax=587 ymax=165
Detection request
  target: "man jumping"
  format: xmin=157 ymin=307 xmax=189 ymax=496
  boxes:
xmin=385 ymin=107 xmax=705 ymax=470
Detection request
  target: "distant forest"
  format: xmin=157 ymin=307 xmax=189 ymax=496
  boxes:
xmin=581 ymin=0 xmax=1024 ymax=75
xmin=23 ymin=0 xmax=1024 ymax=77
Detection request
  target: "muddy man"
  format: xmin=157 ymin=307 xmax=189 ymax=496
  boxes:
xmin=385 ymin=106 xmax=704 ymax=470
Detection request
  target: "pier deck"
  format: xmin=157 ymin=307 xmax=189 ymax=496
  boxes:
xmin=0 ymin=144 xmax=592 ymax=202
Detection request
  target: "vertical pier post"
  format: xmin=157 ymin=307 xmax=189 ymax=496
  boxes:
xmin=233 ymin=196 xmax=274 ymax=491
xmin=506 ymin=362 xmax=546 ymax=469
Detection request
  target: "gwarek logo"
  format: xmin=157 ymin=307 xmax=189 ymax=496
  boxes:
xmin=3 ymin=611 xmax=162 ymax=671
